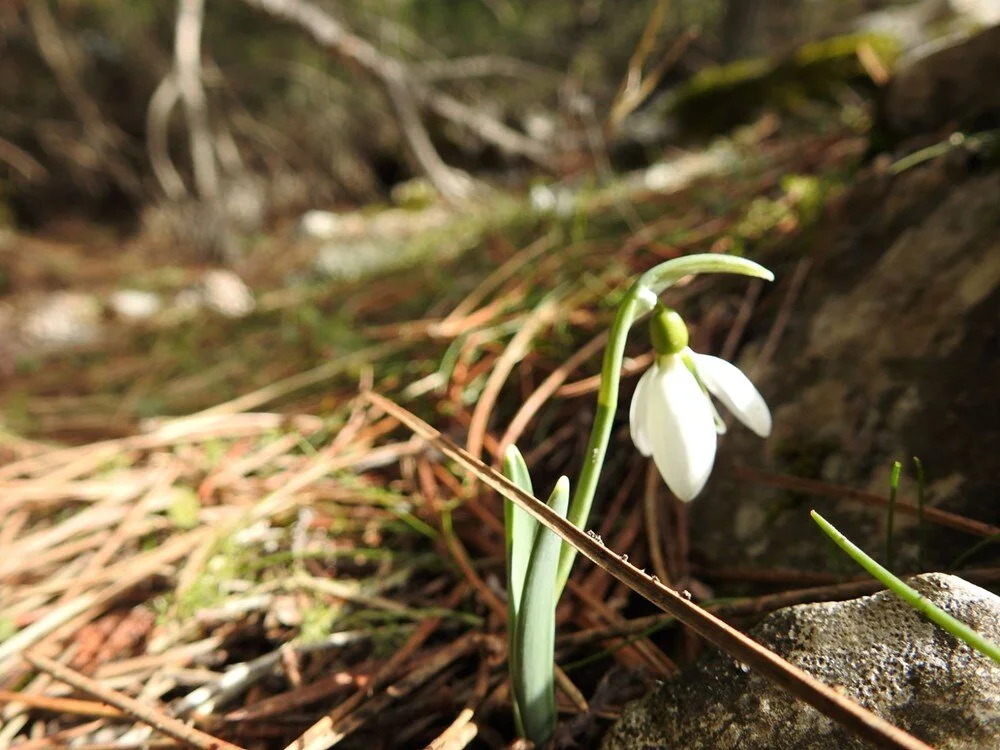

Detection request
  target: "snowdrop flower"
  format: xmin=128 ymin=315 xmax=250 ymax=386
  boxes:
xmin=630 ymin=305 xmax=771 ymax=501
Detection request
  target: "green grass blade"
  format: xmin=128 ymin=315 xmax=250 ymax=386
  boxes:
xmin=811 ymin=510 xmax=1000 ymax=665
xmin=514 ymin=476 xmax=570 ymax=743
xmin=949 ymin=532 xmax=1000 ymax=571
xmin=885 ymin=460 xmax=901 ymax=569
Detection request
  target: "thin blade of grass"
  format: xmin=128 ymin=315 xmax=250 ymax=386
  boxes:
xmin=886 ymin=461 xmax=901 ymax=569
xmin=811 ymin=510 xmax=1000 ymax=665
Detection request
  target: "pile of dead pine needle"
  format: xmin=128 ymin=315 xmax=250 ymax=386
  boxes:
xmin=4 ymin=122 xmax=999 ymax=750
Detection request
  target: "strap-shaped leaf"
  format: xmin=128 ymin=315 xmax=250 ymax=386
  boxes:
xmin=503 ymin=444 xmax=536 ymax=623
xmin=502 ymin=444 xmax=536 ymax=737
xmin=513 ymin=476 xmax=569 ymax=743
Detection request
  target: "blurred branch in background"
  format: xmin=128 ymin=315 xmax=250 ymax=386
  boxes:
xmin=237 ymin=0 xmax=555 ymax=202
xmin=0 ymin=136 xmax=47 ymax=183
xmin=415 ymin=54 xmax=559 ymax=83
xmin=25 ymin=0 xmax=142 ymax=200
xmin=175 ymin=0 xmax=219 ymax=202
xmin=146 ymin=73 xmax=187 ymax=200
xmin=607 ymin=0 xmax=695 ymax=133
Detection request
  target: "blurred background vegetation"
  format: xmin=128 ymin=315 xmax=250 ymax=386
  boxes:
xmin=3 ymin=2 xmax=1000 ymax=749
xmin=0 ymin=0 xmax=926 ymax=232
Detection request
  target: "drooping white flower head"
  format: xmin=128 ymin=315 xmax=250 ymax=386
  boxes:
xmin=630 ymin=305 xmax=771 ymax=501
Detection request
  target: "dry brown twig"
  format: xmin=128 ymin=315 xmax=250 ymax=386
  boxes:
xmin=285 ymin=588 xmax=477 ymax=750
xmin=732 ymin=465 xmax=1000 ymax=539
xmin=466 ymin=295 xmax=562 ymax=461
xmin=23 ymin=652 xmax=244 ymax=750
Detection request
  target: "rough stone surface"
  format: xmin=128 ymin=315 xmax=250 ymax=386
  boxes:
xmin=671 ymin=24 xmax=1000 ymax=581
xmin=690 ymin=140 xmax=1000 ymax=574
xmin=602 ymin=574 xmax=1000 ymax=750
xmin=881 ymin=23 xmax=1000 ymax=142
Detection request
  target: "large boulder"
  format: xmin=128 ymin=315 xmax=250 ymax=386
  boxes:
xmin=689 ymin=135 xmax=1000 ymax=574
xmin=879 ymin=22 xmax=1000 ymax=143
xmin=603 ymin=573 xmax=1000 ymax=749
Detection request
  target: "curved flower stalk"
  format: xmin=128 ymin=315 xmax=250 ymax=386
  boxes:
xmin=630 ymin=306 xmax=771 ymax=501
xmin=504 ymin=253 xmax=773 ymax=744
xmin=554 ymin=254 xmax=773 ymax=593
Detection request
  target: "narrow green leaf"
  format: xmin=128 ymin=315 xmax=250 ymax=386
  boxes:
xmin=514 ymin=476 xmax=570 ymax=744
xmin=502 ymin=444 xmax=535 ymax=739
xmin=885 ymin=460 xmax=902 ymax=569
xmin=503 ymin=444 xmax=536 ymax=622
xmin=811 ymin=510 xmax=1000 ymax=665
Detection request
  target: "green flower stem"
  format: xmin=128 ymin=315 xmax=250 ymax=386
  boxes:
xmin=504 ymin=253 xmax=774 ymax=740
xmin=886 ymin=460 xmax=902 ymax=569
xmin=555 ymin=284 xmax=643 ymax=595
xmin=556 ymin=254 xmax=773 ymax=595
xmin=812 ymin=510 xmax=1000 ymax=665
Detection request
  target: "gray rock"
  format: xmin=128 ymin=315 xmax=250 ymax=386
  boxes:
xmin=296 ymin=209 xmax=364 ymax=240
xmin=691 ymin=152 xmax=1000 ymax=574
xmin=603 ymin=573 xmax=1000 ymax=750
xmin=881 ymin=23 xmax=1000 ymax=141
xmin=173 ymin=270 xmax=255 ymax=319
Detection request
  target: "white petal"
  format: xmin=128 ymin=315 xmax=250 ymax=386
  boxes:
xmin=629 ymin=366 xmax=656 ymax=457
xmin=646 ymin=357 xmax=717 ymax=501
xmin=690 ymin=352 xmax=772 ymax=438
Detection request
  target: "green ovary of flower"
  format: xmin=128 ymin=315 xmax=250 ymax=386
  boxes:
xmin=649 ymin=305 xmax=689 ymax=358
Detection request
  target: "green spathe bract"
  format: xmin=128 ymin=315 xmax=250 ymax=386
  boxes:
xmin=504 ymin=253 xmax=773 ymax=743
